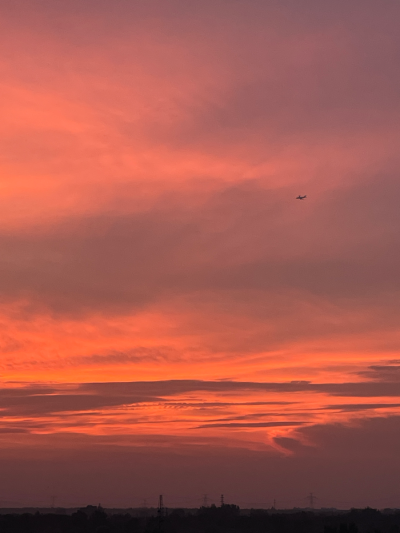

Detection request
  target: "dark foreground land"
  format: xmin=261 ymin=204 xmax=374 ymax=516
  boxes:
xmin=0 ymin=506 xmax=400 ymax=533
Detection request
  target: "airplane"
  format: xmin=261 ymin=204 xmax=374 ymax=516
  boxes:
xmin=296 ymin=195 xmax=307 ymax=200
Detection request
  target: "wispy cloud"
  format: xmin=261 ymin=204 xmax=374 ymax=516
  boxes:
xmin=196 ymin=421 xmax=305 ymax=429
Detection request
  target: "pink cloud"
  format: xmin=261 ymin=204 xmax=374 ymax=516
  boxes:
xmin=1 ymin=0 xmax=400 ymax=505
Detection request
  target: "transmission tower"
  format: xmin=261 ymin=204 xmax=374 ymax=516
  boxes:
xmin=307 ymin=492 xmax=316 ymax=508
xmin=220 ymin=494 xmax=224 ymax=507
xmin=202 ymin=494 xmax=209 ymax=507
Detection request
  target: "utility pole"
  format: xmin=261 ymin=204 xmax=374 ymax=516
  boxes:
xmin=157 ymin=495 xmax=164 ymax=517
xmin=157 ymin=495 xmax=164 ymax=533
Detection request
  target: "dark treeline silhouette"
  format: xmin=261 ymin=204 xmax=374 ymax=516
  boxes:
xmin=0 ymin=505 xmax=400 ymax=533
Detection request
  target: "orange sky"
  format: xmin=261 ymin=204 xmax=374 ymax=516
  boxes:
xmin=1 ymin=0 xmax=400 ymax=509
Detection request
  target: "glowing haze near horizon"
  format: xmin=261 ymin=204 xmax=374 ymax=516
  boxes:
xmin=1 ymin=0 xmax=400 ymax=510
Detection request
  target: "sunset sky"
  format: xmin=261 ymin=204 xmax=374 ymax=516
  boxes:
xmin=1 ymin=0 xmax=400 ymax=510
